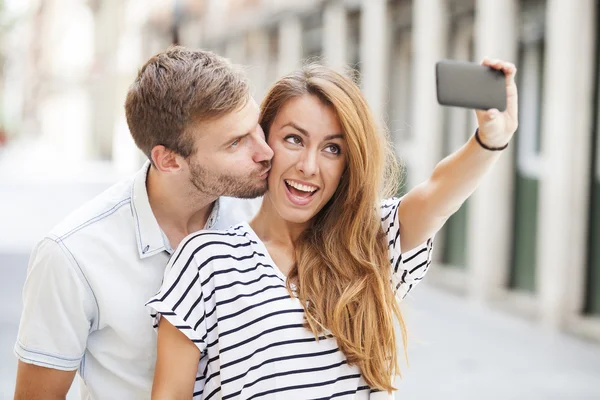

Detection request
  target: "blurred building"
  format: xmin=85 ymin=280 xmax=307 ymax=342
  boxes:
xmin=0 ymin=0 xmax=179 ymax=171
xmin=169 ymin=0 xmax=600 ymax=344
xmin=1 ymin=0 xmax=599 ymax=343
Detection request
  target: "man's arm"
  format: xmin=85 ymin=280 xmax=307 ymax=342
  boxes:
xmin=14 ymin=238 xmax=96 ymax=398
xmin=398 ymin=59 xmax=518 ymax=252
xmin=152 ymin=318 xmax=201 ymax=399
xmin=14 ymin=362 xmax=76 ymax=400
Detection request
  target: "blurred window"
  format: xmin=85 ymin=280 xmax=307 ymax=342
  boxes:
xmin=386 ymin=0 xmax=413 ymax=199
xmin=347 ymin=9 xmax=361 ymax=72
xmin=439 ymin=3 xmax=475 ymax=269
xmin=388 ymin=0 xmax=413 ymax=144
xmin=510 ymin=0 xmax=546 ymax=293
xmin=302 ymin=12 xmax=323 ymax=60
xmin=584 ymin=10 xmax=600 ymax=315
xmin=268 ymin=26 xmax=279 ymax=77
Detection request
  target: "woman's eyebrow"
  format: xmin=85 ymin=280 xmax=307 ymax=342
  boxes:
xmin=282 ymin=122 xmax=309 ymax=137
xmin=324 ymin=134 xmax=344 ymax=140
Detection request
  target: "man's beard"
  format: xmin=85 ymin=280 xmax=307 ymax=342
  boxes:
xmin=188 ymin=161 xmax=270 ymax=199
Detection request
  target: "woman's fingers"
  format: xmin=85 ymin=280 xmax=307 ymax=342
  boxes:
xmin=487 ymin=108 xmax=500 ymax=120
xmin=476 ymin=108 xmax=500 ymax=122
xmin=481 ymin=58 xmax=516 ymax=74
xmin=481 ymin=58 xmax=517 ymax=87
xmin=502 ymin=62 xmax=517 ymax=87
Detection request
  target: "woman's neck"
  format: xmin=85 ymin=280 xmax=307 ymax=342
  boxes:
xmin=249 ymin=194 xmax=309 ymax=248
xmin=249 ymin=194 xmax=311 ymax=277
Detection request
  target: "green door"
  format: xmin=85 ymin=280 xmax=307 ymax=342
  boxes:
xmin=347 ymin=10 xmax=361 ymax=73
xmin=388 ymin=25 xmax=412 ymax=197
xmin=585 ymin=41 xmax=600 ymax=314
xmin=586 ymin=158 xmax=600 ymax=314
xmin=440 ymin=12 xmax=474 ymax=268
xmin=510 ymin=38 xmax=544 ymax=292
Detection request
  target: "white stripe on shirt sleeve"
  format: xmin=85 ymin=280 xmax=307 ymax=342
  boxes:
xmin=380 ymin=197 xmax=434 ymax=300
xmin=146 ymin=233 xmax=209 ymax=352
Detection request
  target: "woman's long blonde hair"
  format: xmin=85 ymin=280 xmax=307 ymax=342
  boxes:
xmin=259 ymin=64 xmax=406 ymax=392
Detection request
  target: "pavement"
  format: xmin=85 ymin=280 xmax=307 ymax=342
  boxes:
xmin=1 ymin=141 xmax=599 ymax=399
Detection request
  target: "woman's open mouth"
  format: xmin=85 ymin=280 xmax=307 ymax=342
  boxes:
xmin=284 ymin=179 xmax=319 ymax=205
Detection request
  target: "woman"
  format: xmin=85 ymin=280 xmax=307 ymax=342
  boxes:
xmin=147 ymin=58 xmax=517 ymax=399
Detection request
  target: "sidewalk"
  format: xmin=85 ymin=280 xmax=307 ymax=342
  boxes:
xmin=399 ymin=286 xmax=600 ymax=399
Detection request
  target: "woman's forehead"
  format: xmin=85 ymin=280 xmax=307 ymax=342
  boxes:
xmin=274 ymin=95 xmax=343 ymax=134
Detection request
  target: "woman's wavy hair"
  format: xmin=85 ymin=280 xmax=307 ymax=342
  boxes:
xmin=259 ymin=64 xmax=406 ymax=392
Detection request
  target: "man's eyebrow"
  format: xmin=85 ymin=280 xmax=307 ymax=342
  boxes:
xmin=222 ymin=131 xmax=250 ymax=146
xmin=282 ymin=122 xmax=344 ymax=141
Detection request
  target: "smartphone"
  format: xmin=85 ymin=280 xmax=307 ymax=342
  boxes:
xmin=436 ymin=59 xmax=506 ymax=112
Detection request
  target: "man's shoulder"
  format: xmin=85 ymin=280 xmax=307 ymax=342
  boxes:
xmin=48 ymin=176 xmax=135 ymax=241
xmin=215 ymin=196 xmax=262 ymax=228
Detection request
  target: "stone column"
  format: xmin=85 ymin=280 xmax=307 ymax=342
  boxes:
xmin=277 ymin=14 xmax=302 ymax=77
xmin=111 ymin=0 xmax=149 ymax=174
xmin=410 ymin=0 xmax=448 ymax=185
xmin=322 ymin=0 xmax=347 ymax=74
xmin=467 ymin=0 xmax=518 ymax=302
xmin=38 ymin=0 xmax=96 ymax=162
xmin=246 ymin=28 xmax=271 ymax=102
xmin=359 ymin=0 xmax=388 ymax=123
xmin=536 ymin=0 xmax=596 ymax=327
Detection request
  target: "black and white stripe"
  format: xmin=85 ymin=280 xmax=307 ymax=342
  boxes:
xmin=146 ymin=197 xmax=433 ymax=399
xmin=381 ymin=198 xmax=434 ymax=300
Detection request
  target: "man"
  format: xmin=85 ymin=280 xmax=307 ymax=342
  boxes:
xmin=13 ymin=46 xmax=273 ymax=399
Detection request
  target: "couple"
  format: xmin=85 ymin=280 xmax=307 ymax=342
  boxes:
xmin=14 ymin=46 xmax=518 ymax=399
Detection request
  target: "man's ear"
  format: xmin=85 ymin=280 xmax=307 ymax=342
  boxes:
xmin=150 ymin=145 xmax=184 ymax=173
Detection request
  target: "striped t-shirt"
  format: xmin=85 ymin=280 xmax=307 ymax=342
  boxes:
xmin=146 ymin=197 xmax=433 ymax=399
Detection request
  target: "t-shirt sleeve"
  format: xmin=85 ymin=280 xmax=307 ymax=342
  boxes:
xmin=146 ymin=236 xmax=208 ymax=353
xmin=15 ymin=238 xmax=97 ymax=370
xmin=380 ymin=197 xmax=434 ymax=300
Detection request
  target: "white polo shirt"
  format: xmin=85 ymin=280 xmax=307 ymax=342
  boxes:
xmin=14 ymin=161 xmax=262 ymax=399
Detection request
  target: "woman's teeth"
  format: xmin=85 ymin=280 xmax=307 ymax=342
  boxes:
xmin=285 ymin=180 xmax=318 ymax=193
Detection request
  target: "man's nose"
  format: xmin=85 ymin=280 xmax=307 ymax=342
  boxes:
xmin=252 ymin=127 xmax=273 ymax=163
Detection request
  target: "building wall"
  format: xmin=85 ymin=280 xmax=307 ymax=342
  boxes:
xmin=177 ymin=0 xmax=600 ymax=342
xmin=0 ymin=0 xmax=169 ymax=171
xmin=2 ymin=0 xmax=598 ymax=341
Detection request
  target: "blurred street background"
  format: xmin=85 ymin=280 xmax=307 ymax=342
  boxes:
xmin=1 ymin=0 xmax=600 ymax=398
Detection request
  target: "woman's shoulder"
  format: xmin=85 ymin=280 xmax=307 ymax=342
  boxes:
xmin=177 ymin=223 xmax=256 ymax=256
xmin=380 ymin=197 xmax=402 ymax=217
xmin=381 ymin=196 xmax=402 ymax=207
xmin=164 ymin=223 xmax=260 ymax=281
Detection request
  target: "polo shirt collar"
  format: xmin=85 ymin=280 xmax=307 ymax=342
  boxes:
xmin=131 ymin=161 xmax=221 ymax=259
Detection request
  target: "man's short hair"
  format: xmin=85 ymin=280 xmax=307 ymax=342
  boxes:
xmin=125 ymin=46 xmax=250 ymax=159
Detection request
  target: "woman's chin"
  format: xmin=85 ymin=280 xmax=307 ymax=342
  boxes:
xmin=280 ymin=212 xmax=315 ymax=225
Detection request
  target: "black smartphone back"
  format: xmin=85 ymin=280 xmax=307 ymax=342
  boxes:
xmin=436 ymin=59 xmax=506 ymax=111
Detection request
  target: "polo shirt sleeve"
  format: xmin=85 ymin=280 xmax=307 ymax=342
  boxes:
xmin=381 ymin=197 xmax=434 ymax=300
xmin=146 ymin=237 xmax=208 ymax=353
xmin=15 ymin=238 xmax=97 ymax=371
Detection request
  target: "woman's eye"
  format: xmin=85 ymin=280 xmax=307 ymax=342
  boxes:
xmin=285 ymin=135 xmax=302 ymax=145
xmin=231 ymin=139 xmax=241 ymax=148
xmin=325 ymin=144 xmax=341 ymax=154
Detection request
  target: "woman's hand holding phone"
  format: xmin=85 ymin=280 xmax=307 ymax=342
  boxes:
xmin=436 ymin=58 xmax=518 ymax=149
